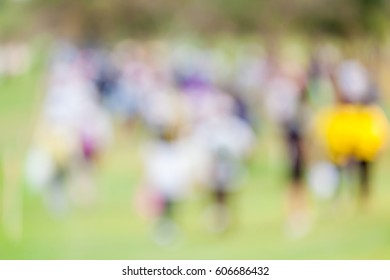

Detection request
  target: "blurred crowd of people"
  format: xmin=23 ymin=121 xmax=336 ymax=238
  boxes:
xmin=24 ymin=37 xmax=390 ymax=243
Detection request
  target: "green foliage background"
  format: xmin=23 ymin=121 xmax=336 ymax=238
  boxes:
xmin=1 ymin=0 xmax=390 ymax=40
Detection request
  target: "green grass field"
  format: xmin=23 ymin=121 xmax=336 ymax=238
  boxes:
xmin=1 ymin=49 xmax=390 ymax=260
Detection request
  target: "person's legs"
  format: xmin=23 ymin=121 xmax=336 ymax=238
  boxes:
xmin=211 ymin=188 xmax=230 ymax=233
xmin=215 ymin=188 xmax=227 ymax=206
xmin=287 ymin=130 xmax=306 ymax=213
xmin=45 ymin=165 xmax=68 ymax=217
xmin=162 ymin=197 xmax=174 ymax=219
xmin=153 ymin=196 xmax=181 ymax=246
xmin=285 ymin=131 xmax=311 ymax=237
xmin=358 ymin=160 xmax=371 ymax=202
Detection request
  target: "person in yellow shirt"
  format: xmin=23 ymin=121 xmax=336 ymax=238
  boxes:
xmin=314 ymin=60 xmax=389 ymax=201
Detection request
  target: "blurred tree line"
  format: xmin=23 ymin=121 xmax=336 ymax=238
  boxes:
xmin=0 ymin=0 xmax=389 ymax=41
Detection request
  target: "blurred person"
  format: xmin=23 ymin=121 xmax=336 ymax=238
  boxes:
xmin=192 ymin=90 xmax=255 ymax=233
xmin=26 ymin=121 xmax=77 ymax=216
xmin=170 ymin=40 xmax=260 ymax=233
xmin=314 ymin=59 xmax=389 ymax=206
xmin=137 ymin=90 xmax=193 ymax=246
xmin=70 ymin=95 xmax=112 ymax=207
xmin=263 ymin=55 xmax=311 ymax=238
xmin=25 ymin=44 xmax=112 ymax=215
